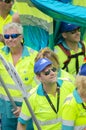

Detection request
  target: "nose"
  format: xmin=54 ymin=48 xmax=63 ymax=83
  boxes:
xmin=50 ymin=69 xmax=55 ymax=75
xmin=8 ymin=36 xmax=12 ymax=40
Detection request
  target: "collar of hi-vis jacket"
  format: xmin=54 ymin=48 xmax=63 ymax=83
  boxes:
xmin=61 ymin=41 xmax=82 ymax=50
xmin=10 ymin=10 xmax=14 ymax=15
xmin=73 ymin=89 xmax=83 ymax=104
xmin=2 ymin=45 xmax=30 ymax=58
xmin=37 ymin=82 xmax=61 ymax=96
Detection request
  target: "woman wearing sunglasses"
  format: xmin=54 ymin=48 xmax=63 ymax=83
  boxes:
xmin=54 ymin=21 xmax=86 ymax=76
xmin=0 ymin=22 xmax=37 ymax=130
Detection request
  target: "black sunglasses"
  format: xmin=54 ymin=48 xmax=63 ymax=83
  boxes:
xmin=69 ymin=28 xmax=80 ymax=34
xmin=0 ymin=0 xmax=14 ymax=3
xmin=44 ymin=67 xmax=57 ymax=76
xmin=4 ymin=34 xmax=21 ymax=39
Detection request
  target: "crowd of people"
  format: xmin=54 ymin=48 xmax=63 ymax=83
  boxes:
xmin=0 ymin=0 xmax=86 ymax=130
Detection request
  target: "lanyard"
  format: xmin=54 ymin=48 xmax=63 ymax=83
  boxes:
xmin=42 ymin=84 xmax=60 ymax=114
xmin=82 ymin=103 xmax=86 ymax=110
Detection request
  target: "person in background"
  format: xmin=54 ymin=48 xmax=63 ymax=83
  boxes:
xmin=0 ymin=0 xmax=20 ymax=48
xmin=54 ymin=21 xmax=85 ymax=76
xmin=0 ymin=22 xmax=37 ymax=130
xmin=61 ymin=63 xmax=86 ymax=130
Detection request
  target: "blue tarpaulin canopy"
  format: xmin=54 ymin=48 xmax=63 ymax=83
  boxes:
xmin=31 ymin=0 xmax=86 ymax=26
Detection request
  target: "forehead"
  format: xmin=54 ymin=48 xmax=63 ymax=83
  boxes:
xmin=4 ymin=28 xmax=18 ymax=33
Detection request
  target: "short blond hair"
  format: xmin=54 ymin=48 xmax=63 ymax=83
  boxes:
xmin=35 ymin=47 xmax=60 ymax=69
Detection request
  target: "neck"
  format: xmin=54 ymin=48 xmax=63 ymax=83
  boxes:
xmin=78 ymin=90 xmax=86 ymax=103
xmin=66 ymin=41 xmax=78 ymax=52
xmin=43 ymin=82 xmax=57 ymax=96
xmin=82 ymin=98 xmax=86 ymax=103
xmin=11 ymin=45 xmax=23 ymax=66
xmin=0 ymin=10 xmax=9 ymax=19
xmin=11 ymin=45 xmax=23 ymax=55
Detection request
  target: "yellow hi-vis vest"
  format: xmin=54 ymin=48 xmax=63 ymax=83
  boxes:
xmin=18 ymin=76 xmax=75 ymax=130
xmin=62 ymin=89 xmax=86 ymax=130
xmin=54 ymin=44 xmax=85 ymax=75
xmin=0 ymin=10 xmax=14 ymax=48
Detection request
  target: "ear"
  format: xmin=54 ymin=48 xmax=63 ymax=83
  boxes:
xmin=20 ymin=35 xmax=23 ymax=39
xmin=36 ymin=74 xmax=41 ymax=81
xmin=19 ymin=35 xmax=23 ymax=43
xmin=62 ymin=32 xmax=67 ymax=38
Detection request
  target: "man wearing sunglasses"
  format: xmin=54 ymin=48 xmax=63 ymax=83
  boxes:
xmin=54 ymin=21 xmax=85 ymax=76
xmin=17 ymin=58 xmax=62 ymax=130
xmin=0 ymin=0 xmax=19 ymax=48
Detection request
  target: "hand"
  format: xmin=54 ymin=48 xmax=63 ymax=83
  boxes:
xmin=13 ymin=106 xmax=21 ymax=118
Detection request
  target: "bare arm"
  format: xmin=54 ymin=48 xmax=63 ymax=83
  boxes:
xmin=12 ymin=12 xmax=21 ymax=23
xmin=17 ymin=122 xmax=26 ymax=130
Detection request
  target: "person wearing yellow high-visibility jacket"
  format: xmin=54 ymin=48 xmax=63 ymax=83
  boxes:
xmin=0 ymin=0 xmax=19 ymax=48
xmin=17 ymin=52 xmax=75 ymax=130
xmin=54 ymin=22 xmax=86 ymax=76
xmin=61 ymin=63 xmax=86 ymax=130
xmin=34 ymin=47 xmax=75 ymax=84
xmin=34 ymin=47 xmax=76 ymax=108
xmin=13 ymin=0 xmax=54 ymax=51
xmin=0 ymin=22 xmax=38 ymax=130
xmin=17 ymin=58 xmax=62 ymax=130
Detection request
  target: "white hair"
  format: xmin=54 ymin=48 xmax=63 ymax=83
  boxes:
xmin=3 ymin=22 xmax=23 ymax=35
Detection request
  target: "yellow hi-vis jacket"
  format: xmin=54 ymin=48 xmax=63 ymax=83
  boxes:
xmin=0 ymin=10 xmax=14 ymax=48
xmin=54 ymin=42 xmax=85 ymax=75
xmin=0 ymin=46 xmax=38 ymax=118
xmin=62 ymin=89 xmax=86 ymax=130
xmin=18 ymin=74 xmax=75 ymax=130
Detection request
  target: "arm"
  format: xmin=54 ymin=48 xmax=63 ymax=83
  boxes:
xmin=61 ymin=96 xmax=76 ymax=130
xmin=17 ymin=122 xmax=26 ymax=130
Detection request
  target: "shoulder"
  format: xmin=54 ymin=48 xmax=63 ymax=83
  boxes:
xmin=54 ymin=44 xmax=67 ymax=56
xmin=60 ymin=69 xmax=75 ymax=82
xmin=12 ymin=12 xmax=20 ymax=23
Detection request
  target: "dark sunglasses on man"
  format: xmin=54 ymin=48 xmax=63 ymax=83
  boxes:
xmin=44 ymin=67 xmax=57 ymax=76
xmin=0 ymin=0 xmax=14 ymax=3
xmin=67 ymin=28 xmax=80 ymax=34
